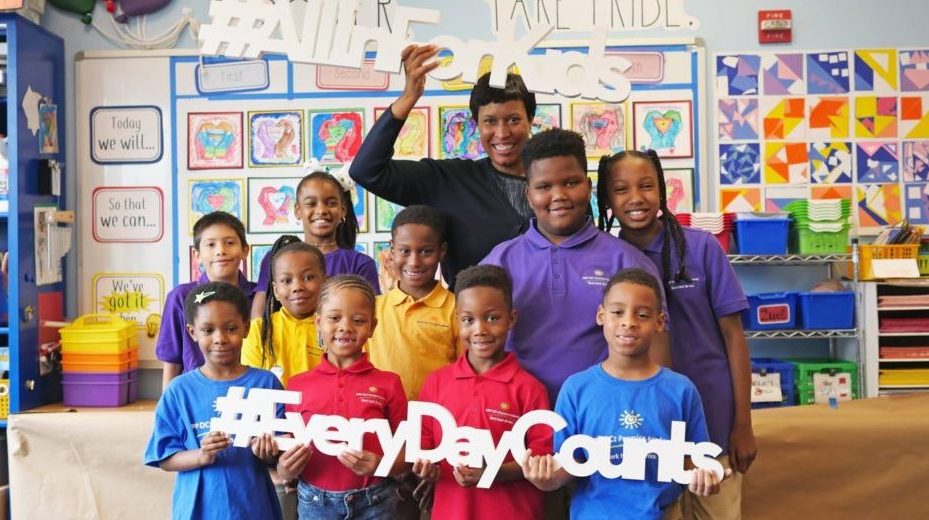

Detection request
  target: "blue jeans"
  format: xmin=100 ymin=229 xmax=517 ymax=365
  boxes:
xmin=297 ymin=479 xmax=401 ymax=520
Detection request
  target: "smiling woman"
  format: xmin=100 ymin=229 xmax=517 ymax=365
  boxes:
xmin=350 ymin=44 xmax=538 ymax=289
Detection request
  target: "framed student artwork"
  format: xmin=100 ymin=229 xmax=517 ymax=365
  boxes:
xmin=375 ymin=198 xmax=405 ymax=233
xmin=532 ymin=104 xmax=562 ymax=135
xmin=352 ymin=183 xmax=369 ymax=233
xmin=632 ymin=100 xmax=694 ymax=158
xmin=663 ymin=168 xmax=695 ymax=214
xmin=188 ymin=178 xmax=244 ymax=233
xmin=355 ymin=242 xmax=370 ymax=256
xmin=251 ymin=244 xmax=273 ymax=282
xmin=374 ymin=106 xmax=430 ymax=159
xmin=189 ymin=246 xmax=247 ymax=282
xmin=187 ymin=112 xmax=243 ymax=170
xmin=571 ymin=102 xmax=626 ymax=159
xmin=308 ymin=109 xmax=365 ymax=165
xmin=247 ymin=177 xmax=302 ymax=233
xmin=438 ymin=106 xmax=484 ymax=159
xmin=248 ymin=111 xmax=303 ymax=167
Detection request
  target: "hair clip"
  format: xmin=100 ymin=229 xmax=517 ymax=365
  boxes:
xmin=302 ymin=158 xmax=328 ymax=176
xmin=194 ymin=290 xmax=216 ymax=304
xmin=330 ymin=163 xmax=356 ymax=193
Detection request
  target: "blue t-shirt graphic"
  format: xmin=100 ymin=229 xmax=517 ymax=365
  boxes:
xmin=555 ymin=365 xmax=709 ymax=520
xmin=144 ymin=367 xmax=284 ymax=520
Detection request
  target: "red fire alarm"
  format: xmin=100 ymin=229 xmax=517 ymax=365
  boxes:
xmin=758 ymin=10 xmax=792 ymax=44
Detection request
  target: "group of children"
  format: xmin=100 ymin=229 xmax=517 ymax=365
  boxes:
xmin=144 ymin=106 xmax=755 ymax=519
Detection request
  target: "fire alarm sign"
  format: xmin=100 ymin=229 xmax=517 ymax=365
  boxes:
xmin=759 ymin=10 xmax=792 ymax=44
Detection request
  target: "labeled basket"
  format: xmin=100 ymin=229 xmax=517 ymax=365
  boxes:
xmin=858 ymin=244 xmax=920 ymax=280
xmin=787 ymin=358 xmax=859 ymax=405
xmin=60 ymin=313 xmax=137 ymax=355
xmin=742 ymin=292 xmax=798 ymax=330
xmin=751 ymin=358 xmax=795 ymax=408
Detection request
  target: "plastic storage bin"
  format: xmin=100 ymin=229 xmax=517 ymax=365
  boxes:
xmin=787 ymin=359 xmax=859 ymax=405
xmin=60 ymin=314 xmax=137 ymax=355
xmin=742 ymin=292 xmax=798 ymax=330
xmin=62 ymin=369 xmax=139 ymax=407
xmin=62 ymin=347 xmax=139 ymax=373
xmin=751 ymin=358 xmax=795 ymax=408
xmin=734 ymin=218 xmax=791 ymax=254
xmin=797 ymin=291 xmax=856 ymax=330
xmin=790 ymin=225 xmax=850 ymax=254
xmin=858 ymin=244 xmax=919 ymax=280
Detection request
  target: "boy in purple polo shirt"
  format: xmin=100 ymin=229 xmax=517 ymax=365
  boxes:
xmin=597 ymin=150 xmax=756 ymax=519
xmin=481 ymin=128 xmax=667 ymax=402
xmin=156 ymin=211 xmax=256 ymax=389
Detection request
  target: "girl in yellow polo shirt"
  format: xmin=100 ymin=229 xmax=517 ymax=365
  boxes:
xmin=242 ymin=235 xmax=327 ymax=385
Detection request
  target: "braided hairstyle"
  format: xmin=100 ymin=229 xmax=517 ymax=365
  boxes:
xmin=260 ymin=235 xmax=326 ymax=367
xmin=295 ymin=171 xmax=359 ymax=249
xmin=596 ymin=149 xmax=690 ymax=298
xmin=316 ymin=275 xmax=377 ymax=352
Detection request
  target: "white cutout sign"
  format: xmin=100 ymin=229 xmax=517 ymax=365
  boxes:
xmin=211 ymin=387 xmax=723 ymax=489
xmin=196 ymin=0 xmax=700 ymax=102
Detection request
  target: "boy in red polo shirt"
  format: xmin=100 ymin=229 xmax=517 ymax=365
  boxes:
xmin=413 ymin=265 xmax=551 ymax=519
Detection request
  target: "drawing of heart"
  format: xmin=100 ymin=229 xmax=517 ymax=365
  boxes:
xmin=644 ymin=110 xmax=683 ymax=150
xmin=192 ymin=181 xmax=240 ymax=219
xmin=257 ymin=185 xmax=297 ymax=225
xmin=195 ymin=121 xmax=235 ymax=159
xmin=254 ymin=117 xmax=297 ymax=161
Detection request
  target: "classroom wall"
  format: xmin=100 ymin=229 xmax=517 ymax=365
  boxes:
xmin=37 ymin=0 xmax=929 ymax=395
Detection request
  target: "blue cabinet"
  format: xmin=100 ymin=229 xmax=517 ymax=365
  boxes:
xmin=1 ymin=15 xmax=66 ymax=415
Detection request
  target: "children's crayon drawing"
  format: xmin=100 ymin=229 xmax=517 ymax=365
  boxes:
xmin=188 ymin=179 xmax=243 ymax=233
xmin=375 ymin=198 xmax=405 ymax=233
xmin=309 ymin=109 xmax=364 ymax=164
xmin=374 ymin=107 xmax=429 ymax=159
xmin=249 ymin=111 xmax=303 ymax=167
xmin=571 ymin=102 xmax=626 ymax=158
xmin=247 ymin=177 xmax=302 ymax=233
xmin=532 ymin=104 xmax=562 ymax=135
xmin=438 ymin=106 xmax=484 ymax=159
xmin=632 ymin=100 xmax=693 ymax=158
xmin=664 ymin=168 xmax=695 ymax=214
xmin=251 ymin=244 xmax=272 ymax=281
xmin=188 ymin=112 xmax=243 ymax=170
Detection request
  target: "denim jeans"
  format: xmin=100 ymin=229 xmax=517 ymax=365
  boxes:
xmin=297 ymin=479 xmax=401 ymax=520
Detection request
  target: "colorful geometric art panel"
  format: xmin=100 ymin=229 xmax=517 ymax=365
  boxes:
xmin=718 ymin=98 xmax=759 ymax=141
xmin=856 ymin=142 xmax=899 ymax=183
xmin=807 ymin=52 xmax=850 ymax=94
xmin=900 ymin=50 xmax=929 ymax=92
xmin=900 ymin=95 xmax=929 ymax=138
xmin=854 ymin=96 xmax=897 ymax=138
xmin=719 ymin=143 xmax=760 ymax=185
xmin=904 ymin=183 xmax=929 ymax=224
xmin=854 ymin=49 xmax=898 ymax=92
xmin=809 ymin=142 xmax=852 ymax=184
xmin=761 ymin=97 xmax=805 ymax=139
xmin=902 ymin=141 xmax=929 ymax=182
xmin=808 ymin=97 xmax=850 ymax=139
xmin=764 ymin=142 xmax=809 ymax=184
xmin=720 ymin=187 xmax=762 ymax=212
xmin=857 ymin=183 xmax=902 ymax=233
xmin=762 ymin=54 xmax=805 ymax=95
xmin=716 ymin=54 xmax=761 ymax=96
xmin=811 ymin=184 xmax=853 ymax=202
xmin=765 ymin=185 xmax=808 ymax=212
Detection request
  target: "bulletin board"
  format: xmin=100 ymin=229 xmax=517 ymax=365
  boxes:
xmin=76 ymin=40 xmax=705 ymax=364
xmin=713 ymin=48 xmax=929 ymax=235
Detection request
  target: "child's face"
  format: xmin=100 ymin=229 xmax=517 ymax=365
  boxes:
xmin=456 ymin=286 xmax=516 ymax=364
xmin=272 ymin=251 xmax=325 ymax=319
xmin=316 ymin=288 xmax=376 ymax=361
xmin=196 ymin=224 xmax=248 ymax=282
xmin=476 ymin=100 xmax=532 ymax=176
xmin=607 ymin=157 xmax=662 ymax=234
xmin=526 ymin=155 xmax=592 ymax=243
xmin=390 ymin=223 xmax=446 ymax=296
xmin=597 ymin=282 xmax=665 ymax=360
xmin=295 ymin=178 xmax=345 ymax=242
xmin=186 ymin=300 xmax=249 ymax=369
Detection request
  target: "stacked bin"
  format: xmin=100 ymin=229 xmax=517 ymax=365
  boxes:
xmin=733 ymin=212 xmax=792 ymax=254
xmin=783 ymin=199 xmax=852 ymax=254
xmin=677 ymin=213 xmax=735 ymax=253
xmin=59 ymin=314 xmax=139 ymax=407
xmin=787 ymin=358 xmax=859 ymax=405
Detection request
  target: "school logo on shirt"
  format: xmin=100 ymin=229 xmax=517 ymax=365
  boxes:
xmin=499 ymin=401 xmax=511 ymax=411
xmin=485 ymin=405 xmax=520 ymax=426
xmin=581 ymin=268 xmax=610 ymax=287
xmin=369 ymin=386 xmax=379 ymax=393
xmin=619 ymin=409 xmax=644 ymax=430
xmin=669 ymin=276 xmax=700 ymax=291
xmin=356 ymin=388 xmax=386 ymax=406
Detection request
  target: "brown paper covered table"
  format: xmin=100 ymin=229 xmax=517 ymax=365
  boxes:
xmin=7 ymin=395 xmax=929 ymax=519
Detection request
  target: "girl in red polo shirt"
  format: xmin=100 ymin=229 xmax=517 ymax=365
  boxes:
xmin=276 ymin=275 xmax=409 ymax=519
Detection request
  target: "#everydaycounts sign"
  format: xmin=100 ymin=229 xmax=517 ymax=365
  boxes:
xmin=198 ymin=0 xmax=699 ymax=103
xmin=210 ymin=387 xmax=723 ymax=489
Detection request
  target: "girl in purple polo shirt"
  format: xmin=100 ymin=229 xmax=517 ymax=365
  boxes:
xmin=251 ymin=161 xmax=380 ymax=319
xmin=596 ymin=149 xmax=757 ymax=519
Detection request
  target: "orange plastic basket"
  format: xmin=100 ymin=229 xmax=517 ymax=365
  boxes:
xmin=858 ymin=244 xmax=919 ymax=280
xmin=62 ymin=347 xmax=139 ymax=373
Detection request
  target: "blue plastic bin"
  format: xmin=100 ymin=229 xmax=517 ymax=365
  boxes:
xmin=751 ymin=358 xmax=795 ymax=408
xmin=734 ymin=218 xmax=791 ymax=254
xmin=798 ymin=291 xmax=856 ymax=330
xmin=741 ymin=292 xmax=798 ymax=330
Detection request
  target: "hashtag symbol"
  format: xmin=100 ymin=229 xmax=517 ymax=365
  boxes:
xmin=200 ymin=0 xmax=293 ymax=58
xmin=210 ymin=386 xmax=302 ymax=448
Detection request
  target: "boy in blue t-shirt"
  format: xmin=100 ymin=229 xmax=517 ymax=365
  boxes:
xmin=145 ymin=282 xmax=283 ymax=520
xmin=522 ymin=268 xmax=729 ymax=520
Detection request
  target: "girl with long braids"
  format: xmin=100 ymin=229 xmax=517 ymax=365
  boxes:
xmin=251 ymin=160 xmax=379 ymax=319
xmin=596 ymin=150 xmax=757 ymax=519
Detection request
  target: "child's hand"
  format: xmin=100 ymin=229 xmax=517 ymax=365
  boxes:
xmin=521 ymin=449 xmax=560 ymax=492
xmin=412 ymin=459 xmax=440 ymax=482
xmin=250 ymin=433 xmax=279 ymax=464
xmin=337 ymin=448 xmax=381 ymax=477
xmin=452 ymin=464 xmax=484 ymax=488
xmin=198 ymin=431 xmax=230 ymax=467
xmin=277 ymin=443 xmax=313 ymax=481
xmin=688 ymin=467 xmax=733 ymax=497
